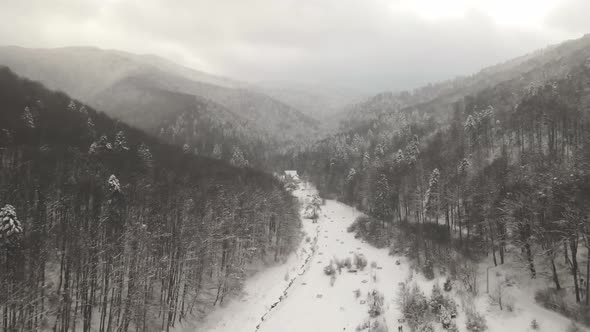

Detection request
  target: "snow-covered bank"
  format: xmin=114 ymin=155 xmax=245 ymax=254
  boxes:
xmin=172 ymin=184 xmax=320 ymax=332
xmin=177 ymin=183 xmax=587 ymax=332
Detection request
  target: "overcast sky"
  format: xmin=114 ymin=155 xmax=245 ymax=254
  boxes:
xmin=0 ymin=0 xmax=589 ymax=93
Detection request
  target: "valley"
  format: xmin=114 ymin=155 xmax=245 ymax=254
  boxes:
xmin=1 ymin=8 xmax=590 ymax=331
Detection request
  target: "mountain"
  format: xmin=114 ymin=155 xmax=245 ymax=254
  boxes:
xmin=0 ymin=66 xmax=300 ymax=331
xmin=284 ymin=34 xmax=590 ymax=327
xmin=0 ymin=46 xmax=320 ymax=166
xmin=338 ymin=33 xmax=590 ymax=131
xmin=251 ymin=80 xmax=364 ymax=121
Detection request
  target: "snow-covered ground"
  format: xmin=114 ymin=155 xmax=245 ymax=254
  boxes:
xmin=176 ymin=183 xmax=586 ymax=332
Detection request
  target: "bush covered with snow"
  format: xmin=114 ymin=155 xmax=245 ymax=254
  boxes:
xmin=422 ymin=259 xmax=435 ymax=280
xmin=443 ymin=278 xmax=453 ymax=292
xmin=430 ymin=284 xmax=457 ymax=317
xmin=323 ymin=263 xmax=336 ymax=276
xmin=355 ymin=253 xmax=368 ymax=271
xmin=465 ymin=310 xmax=487 ymax=332
xmin=347 ymin=216 xmax=390 ymax=248
xmin=367 ymin=290 xmax=385 ymax=317
xmin=397 ymin=282 xmax=431 ymax=330
xmin=0 ymin=204 xmax=23 ymax=243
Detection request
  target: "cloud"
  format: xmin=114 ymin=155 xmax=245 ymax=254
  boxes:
xmin=0 ymin=0 xmax=584 ymax=93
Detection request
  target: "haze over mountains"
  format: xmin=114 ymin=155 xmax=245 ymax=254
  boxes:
xmin=0 ymin=46 xmax=332 ymax=166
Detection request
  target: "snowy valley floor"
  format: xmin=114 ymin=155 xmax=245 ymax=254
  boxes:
xmin=174 ymin=183 xmax=588 ymax=332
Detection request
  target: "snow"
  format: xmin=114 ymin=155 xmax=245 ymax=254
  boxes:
xmin=177 ymin=182 xmax=587 ymax=332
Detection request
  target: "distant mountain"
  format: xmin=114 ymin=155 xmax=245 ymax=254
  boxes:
xmin=251 ymin=80 xmax=363 ymax=122
xmin=0 ymin=46 xmax=320 ymax=166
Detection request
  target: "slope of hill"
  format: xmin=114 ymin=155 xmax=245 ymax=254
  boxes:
xmin=285 ymin=35 xmax=590 ymax=328
xmin=0 ymin=46 xmax=320 ymax=166
xmin=338 ymin=33 xmax=590 ymax=130
xmin=0 ymin=67 xmax=301 ymax=332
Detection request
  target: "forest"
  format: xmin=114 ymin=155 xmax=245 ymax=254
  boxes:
xmin=287 ymin=60 xmax=590 ymax=322
xmin=0 ymin=67 xmax=301 ymax=332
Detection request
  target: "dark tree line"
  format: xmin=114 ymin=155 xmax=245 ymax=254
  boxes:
xmin=0 ymin=67 xmax=300 ymax=332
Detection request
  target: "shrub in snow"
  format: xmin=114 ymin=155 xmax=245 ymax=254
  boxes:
xmin=398 ymin=282 xmax=431 ymax=330
xmin=430 ymin=284 xmax=458 ymax=324
xmin=354 ymin=289 xmax=361 ymax=299
xmin=347 ymin=221 xmax=358 ymax=233
xmin=530 ymin=319 xmax=539 ymax=330
xmin=323 ymin=263 xmax=336 ymax=276
xmin=367 ymin=290 xmax=384 ymax=317
xmin=22 ymin=106 xmax=35 ymax=128
xmin=465 ymin=311 xmax=487 ymax=332
xmin=355 ymin=253 xmax=368 ymax=271
xmin=344 ymin=257 xmax=352 ymax=269
xmin=334 ymin=257 xmax=346 ymax=270
xmin=0 ymin=204 xmax=23 ymax=243
xmin=505 ymin=302 xmax=514 ymax=312
xmin=422 ymin=259 xmax=434 ymax=280
xmin=430 ymin=284 xmax=445 ymax=314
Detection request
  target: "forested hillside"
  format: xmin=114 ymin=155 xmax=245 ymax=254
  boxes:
xmin=0 ymin=67 xmax=300 ymax=332
xmin=286 ymin=40 xmax=590 ymax=324
xmin=337 ymin=34 xmax=590 ymax=131
xmin=0 ymin=46 xmax=320 ymax=168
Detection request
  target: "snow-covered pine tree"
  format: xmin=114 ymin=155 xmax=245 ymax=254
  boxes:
xmin=0 ymin=204 xmax=23 ymax=244
xmin=67 ymin=100 xmax=77 ymax=112
xmin=114 ymin=131 xmax=130 ymax=152
xmin=89 ymin=135 xmax=112 ymax=155
xmin=22 ymin=106 xmax=35 ymax=128
xmin=108 ymin=174 xmax=121 ymax=193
